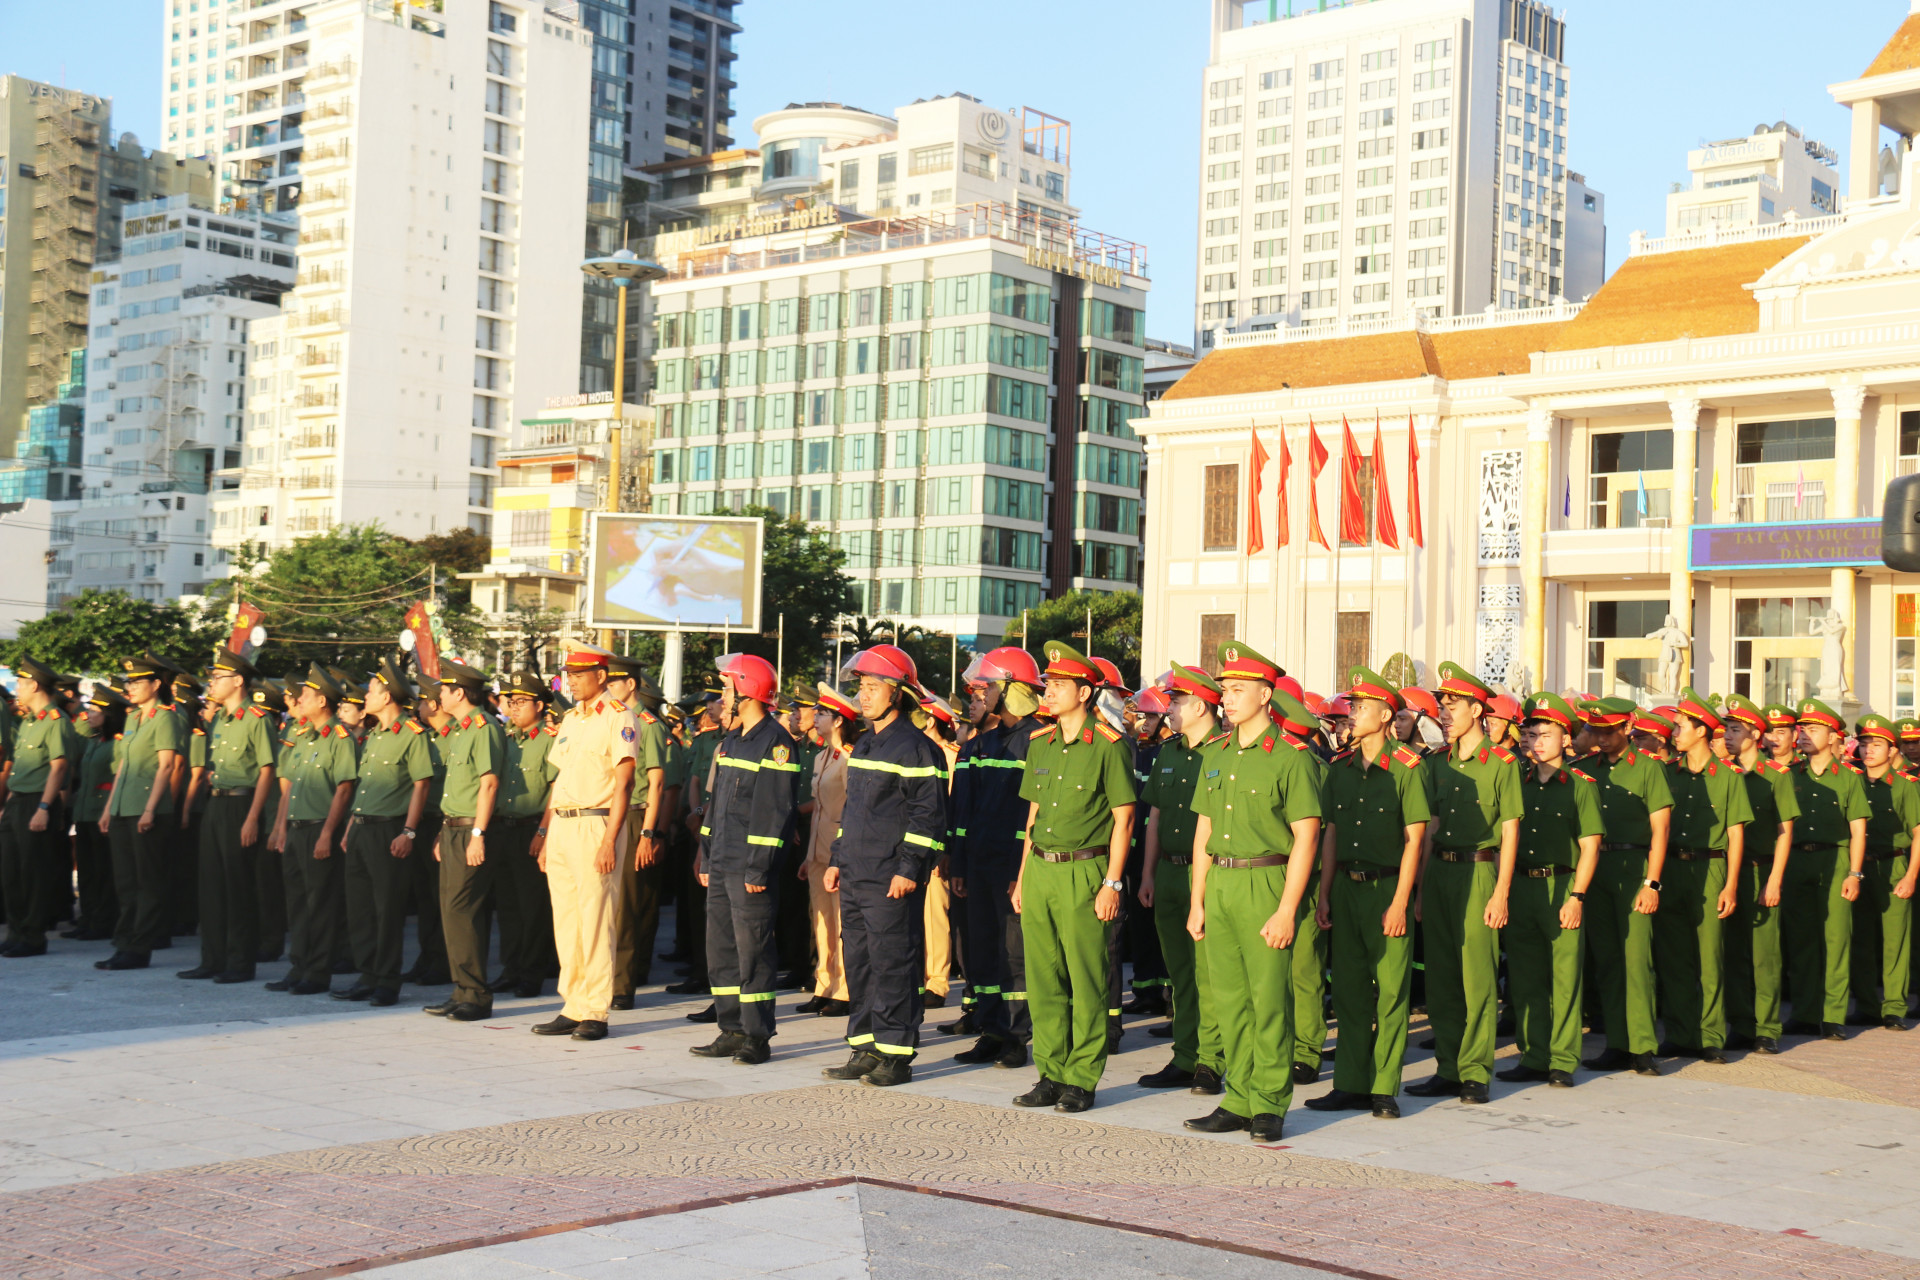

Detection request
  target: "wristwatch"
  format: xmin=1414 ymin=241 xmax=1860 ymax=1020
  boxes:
xmin=1101 ymin=878 xmax=1124 ymax=892
xmin=471 ymin=827 xmax=487 ymax=838
xmin=1641 ymin=878 xmax=1662 ymax=892
xmin=401 ymin=828 xmax=416 ymax=840
xmin=1847 ymin=870 xmax=1867 ymax=880
xmin=1568 ymin=890 xmax=1587 ymax=902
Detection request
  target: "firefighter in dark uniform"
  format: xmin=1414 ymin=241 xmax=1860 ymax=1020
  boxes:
xmin=822 ymin=644 xmax=950 ymax=1087
xmin=690 ymin=653 xmax=800 ymax=1065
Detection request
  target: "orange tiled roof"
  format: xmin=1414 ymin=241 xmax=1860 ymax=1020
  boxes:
xmin=1160 ymin=329 xmax=1436 ymax=400
xmin=1539 ymin=236 xmax=1807 ymax=351
xmin=1429 ymin=323 xmax=1565 ymax=379
xmin=1864 ymin=13 xmax=1920 ymax=77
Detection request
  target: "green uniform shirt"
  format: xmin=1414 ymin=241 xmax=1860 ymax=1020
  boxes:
xmin=112 ymin=704 xmax=187 ymax=818
xmin=1665 ymin=756 xmax=1755 ymax=851
xmin=689 ymin=727 xmax=721 ymax=796
xmin=1426 ymin=738 xmax=1524 ymax=851
xmin=1739 ymin=759 xmax=1801 ymax=853
xmin=9 ymin=707 xmax=73 ymax=794
xmin=425 ymin=728 xmax=446 ymax=814
xmin=280 ymin=718 xmax=360 ymax=822
xmin=352 ymin=717 xmax=435 ymax=819
xmin=790 ymin=733 xmax=821 ymax=806
xmin=1327 ymin=743 xmax=1431 ymax=868
xmin=1862 ymin=768 xmax=1920 ymax=853
xmin=1579 ymin=748 xmax=1674 ymax=846
xmin=207 ymin=706 xmax=278 ymax=790
xmin=1192 ymin=723 xmax=1324 ymax=859
xmin=1020 ymin=718 xmax=1139 ymax=853
xmin=1790 ymin=758 xmax=1871 ymax=845
xmin=73 ymin=736 xmax=116 ymax=823
xmin=439 ymin=712 xmax=505 ymax=819
xmin=499 ymin=723 xmax=558 ymax=819
xmin=1519 ymin=764 xmax=1605 ymax=871
xmin=664 ymin=737 xmax=691 ymax=791
xmin=1140 ymin=737 xmax=1209 ymax=858
xmin=627 ymin=711 xmax=670 ymax=806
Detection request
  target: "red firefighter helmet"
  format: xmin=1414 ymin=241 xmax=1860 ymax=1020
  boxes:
xmin=1132 ymin=685 xmax=1171 ymax=716
xmin=714 ymin=652 xmax=777 ymax=704
xmin=1089 ymin=656 xmax=1131 ymax=695
xmin=840 ymin=643 xmax=918 ymax=687
xmin=961 ymin=646 xmax=1043 ymax=689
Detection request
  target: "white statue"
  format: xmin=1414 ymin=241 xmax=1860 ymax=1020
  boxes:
xmin=1811 ymin=608 xmax=1849 ymax=703
xmin=1505 ymin=659 xmax=1533 ymax=700
xmin=1646 ymin=614 xmax=1690 ymax=699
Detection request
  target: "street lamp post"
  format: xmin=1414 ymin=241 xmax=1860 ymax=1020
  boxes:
xmin=580 ymin=247 xmax=667 ymax=657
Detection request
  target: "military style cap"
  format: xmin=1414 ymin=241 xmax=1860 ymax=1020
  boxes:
xmin=88 ymin=679 xmax=130 ymax=711
xmin=14 ymin=657 xmax=63 ymax=688
xmin=209 ymin=647 xmax=260 ymax=681
xmin=254 ymin=678 xmax=289 ymax=713
xmin=500 ymin=669 xmax=552 ymax=702
xmin=1524 ymin=691 xmax=1578 ymax=730
xmin=172 ymin=669 xmax=206 ymax=698
xmin=1673 ymin=687 xmax=1722 ymax=734
xmin=122 ymin=651 xmax=179 ymax=681
xmin=1722 ymin=694 xmax=1767 ymax=732
xmin=1762 ymin=702 xmax=1797 ymax=729
xmin=1899 ymin=717 xmax=1920 ymax=743
xmin=563 ymin=641 xmax=614 ymax=670
xmin=55 ymin=672 xmax=82 ymax=695
xmin=1216 ymin=641 xmax=1283 ymax=685
xmin=1164 ymin=661 xmax=1222 ymax=706
xmin=1796 ymin=697 xmax=1843 ymax=730
xmin=328 ymin=667 xmax=366 ymax=706
xmin=1856 ymin=713 xmax=1898 ymax=743
xmin=1347 ymin=665 xmax=1403 ymax=712
xmin=1042 ymin=641 xmax=1099 ymax=682
xmin=301 ymin=663 xmax=345 ymax=702
xmin=1580 ymin=696 xmax=1636 ymax=728
xmin=437 ymin=659 xmax=489 ymax=693
xmin=632 ymin=670 xmax=666 ymax=706
xmin=369 ymin=657 xmax=414 ymax=707
xmin=815 ymin=681 xmax=859 ymax=720
xmin=1435 ymin=661 xmax=1494 ymax=704
xmin=1400 ymin=686 xmax=1441 ymax=721
xmin=605 ymin=654 xmax=644 ymax=681
xmin=1631 ymin=707 xmax=1675 ymax=740
xmin=1272 ymin=688 xmax=1318 ymax=737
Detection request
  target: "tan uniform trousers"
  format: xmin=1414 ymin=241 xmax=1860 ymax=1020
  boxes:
xmin=806 ymin=863 xmax=849 ymax=1001
xmin=547 ymin=812 xmax=623 ymax=1022
xmin=923 ymin=865 xmax=952 ymax=998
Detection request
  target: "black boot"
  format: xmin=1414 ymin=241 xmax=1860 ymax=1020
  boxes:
xmin=689 ymin=1031 xmax=748 ymax=1058
xmin=953 ymin=1037 xmax=1006 ymax=1065
xmin=731 ymin=1035 xmax=771 ymax=1065
xmin=861 ymin=1055 xmax=913 ymax=1086
xmin=823 ymin=1051 xmax=881 ymax=1080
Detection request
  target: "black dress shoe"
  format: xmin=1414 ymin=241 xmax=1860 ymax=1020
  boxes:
xmin=794 ymin=995 xmax=826 ymax=1014
xmin=823 ymin=1051 xmax=880 ymax=1080
xmin=1291 ymin=1061 xmax=1320 ymax=1085
xmin=939 ymin=1010 xmax=980 ymax=1036
xmin=288 ymin=980 xmax=331 ymax=995
xmin=369 ymin=988 xmax=399 ymax=1007
xmin=265 ymin=977 xmax=294 ymax=992
xmin=1189 ymin=1065 xmax=1224 ymax=1095
xmin=953 ymin=1037 xmax=1006 ymax=1065
xmin=665 ymin=978 xmax=710 ymax=995
xmin=860 ymin=1055 xmax=911 ymax=1086
xmin=609 ymin=994 xmax=635 ymax=1011
xmin=1183 ymin=1107 xmax=1249 ymax=1134
xmin=487 ymin=974 xmax=519 ymax=994
xmin=97 ymin=952 xmax=149 ymax=970
xmin=817 ymin=999 xmax=850 ymax=1017
xmin=414 ymin=969 xmax=452 ymax=986
xmin=423 ymin=998 xmax=457 ymax=1016
xmin=1418 ymin=1036 xmax=1437 ymax=1050
xmin=571 ymin=1021 xmax=609 ymax=1041
xmin=1249 ymin=1113 xmax=1285 ymax=1142
xmin=1303 ymin=1089 xmax=1372 ymax=1112
xmin=1497 ymin=1064 xmax=1550 ymax=1083
xmin=213 ymin=969 xmax=255 ymax=984
xmin=4 ymin=943 xmax=48 ymax=958
xmin=1752 ymin=1036 xmax=1780 ymax=1054
xmin=1138 ymin=1061 xmax=1196 ymax=1089
xmin=446 ymin=1002 xmax=492 ymax=1021
xmin=1054 ymin=1085 xmax=1095 ymax=1113
xmin=1698 ymin=1046 xmax=1728 ymax=1064
xmin=1149 ymin=1024 xmax=1173 ymax=1038
xmin=1885 ymin=1016 xmax=1911 ymax=1031
xmin=331 ymin=984 xmax=375 ymax=1002
xmin=1725 ymin=1032 xmax=1757 ymax=1050
xmin=923 ymin=990 xmax=947 ymax=1010
xmin=1013 ymin=1078 xmax=1062 ymax=1108
xmin=732 ymin=1036 xmax=772 ymax=1065
xmin=686 ymin=1002 xmax=717 ymax=1023
xmin=1405 ymin=1076 xmax=1461 ymax=1098
xmin=1581 ymin=1048 xmax=1635 ymax=1070
xmin=1372 ymin=1095 xmax=1402 ymax=1118
xmin=176 ymin=965 xmax=220 ymax=980
xmin=513 ymin=982 xmax=543 ymax=999
xmin=1547 ymin=1070 xmax=1576 ymax=1087
xmin=1819 ymin=1022 xmax=1847 ymax=1042
xmin=994 ymin=1041 xmax=1028 ymax=1069
xmin=1781 ymin=1019 xmax=1820 ymax=1036
xmin=532 ymin=1015 xmax=580 ymax=1035
xmin=1631 ymin=1053 xmax=1661 ymax=1076
xmin=691 ymin=1031 xmax=748 ymax=1058
xmin=1656 ymin=1041 xmax=1697 ymax=1059
xmin=1458 ymin=1080 xmax=1490 ymax=1104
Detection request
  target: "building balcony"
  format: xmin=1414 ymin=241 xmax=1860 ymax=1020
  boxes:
xmin=1542 ymin=526 xmax=1672 ymax=581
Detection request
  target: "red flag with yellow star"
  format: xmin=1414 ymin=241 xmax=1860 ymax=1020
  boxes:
xmin=404 ymin=601 xmax=442 ymax=682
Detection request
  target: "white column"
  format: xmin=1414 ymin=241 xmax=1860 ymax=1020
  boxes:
xmin=1832 ymin=381 xmax=1868 ymax=702
xmin=1523 ymin=406 xmax=1554 ymax=692
xmin=1851 ymin=99 xmax=1885 ymax=206
xmin=1668 ymin=395 xmax=1701 ymax=678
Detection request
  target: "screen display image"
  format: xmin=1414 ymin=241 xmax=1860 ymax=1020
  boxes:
xmin=589 ymin=514 xmax=763 ymax=631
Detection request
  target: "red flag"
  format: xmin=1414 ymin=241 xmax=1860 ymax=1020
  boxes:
xmin=404 ymin=601 xmax=442 ymax=682
xmin=1339 ymin=417 xmax=1369 ymax=547
xmin=226 ymin=599 xmax=265 ymax=658
xmin=1275 ymin=428 xmax=1293 ymax=547
xmin=1306 ymin=420 xmax=1330 ymax=550
xmin=1247 ymin=430 xmax=1269 ymax=555
xmin=1407 ymin=412 xmax=1425 ymax=549
xmin=1372 ymin=415 xmax=1400 ymax=549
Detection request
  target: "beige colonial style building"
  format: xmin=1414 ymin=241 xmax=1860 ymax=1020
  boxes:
xmin=1139 ymin=6 xmax=1920 ymax=716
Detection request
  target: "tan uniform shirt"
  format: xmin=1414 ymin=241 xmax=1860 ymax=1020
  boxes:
xmin=807 ymin=745 xmax=849 ymax=869
xmin=547 ymin=695 xmax=640 ymax=811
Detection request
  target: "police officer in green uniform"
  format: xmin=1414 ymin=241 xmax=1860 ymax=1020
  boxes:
xmin=71 ymin=683 xmax=128 ymax=942
xmin=267 ymin=664 xmax=359 ymax=995
xmin=1654 ymin=690 xmax=1753 ymax=1063
xmin=1136 ymin=663 xmax=1226 ymax=1092
xmin=606 ymin=658 xmax=669 ymax=1009
xmin=1305 ymin=668 xmax=1428 ymax=1120
xmin=1721 ymin=695 xmax=1800 ymax=1052
xmin=1499 ymin=693 xmax=1603 ymax=1086
xmin=181 ymin=649 xmax=278 ymax=983
xmin=425 ymin=660 xmax=507 ymax=1022
xmin=1849 ymin=714 xmax=1916 ymax=1029
xmin=1272 ymin=689 xmax=1332 ymax=1084
xmin=1012 ymin=642 xmax=1137 ymax=1115
xmin=1 ymin=659 xmax=74 ymax=957
xmin=1409 ymin=662 xmax=1521 ymax=1104
xmin=669 ymin=697 xmax=726 ymax=998
xmin=1573 ymin=697 xmax=1672 ymax=1075
xmin=98 ymin=653 xmax=190 ymax=970
xmin=1781 ymin=697 xmax=1868 ymax=1040
xmin=336 ymin=660 xmax=434 ymax=1006
xmin=401 ymin=682 xmax=451 ymax=986
xmin=493 ymin=669 xmax=559 ymax=1001
xmin=1181 ymin=644 xmax=1320 ymax=1141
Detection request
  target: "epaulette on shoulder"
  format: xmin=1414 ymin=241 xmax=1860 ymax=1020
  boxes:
xmin=251 ymin=706 xmax=268 ymax=718
xmin=335 ymin=724 xmax=350 ymax=739
xmin=1845 ymin=761 xmax=1865 ymax=775
xmin=1094 ymin=723 xmax=1123 ymax=743
xmin=1332 ymin=747 xmax=1355 ymax=762
xmin=1767 ymin=759 xmax=1790 ymax=773
xmin=640 ymin=710 xmax=656 ymax=723
xmin=608 ymin=698 xmax=627 ymax=712
xmin=406 ymin=719 xmax=425 ymax=734
xmin=1288 ymin=736 xmax=1309 ymax=751
xmin=1033 ymin=725 xmax=1058 ymax=742
xmin=1205 ymin=730 xmax=1232 ymax=748
xmin=1491 ymin=744 xmax=1517 ymax=763
xmin=1727 ymin=761 xmax=1746 ymax=774
xmin=192 ymin=727 xmax=206 ymax=737
xmin=1570 ymin=767 xmax=1597 ymax=784
xmin=1393 ymin=745 xmax=1423 ymax=769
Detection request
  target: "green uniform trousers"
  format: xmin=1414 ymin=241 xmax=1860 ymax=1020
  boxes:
xmin=1505 ymin=872 xmax=1584 ymax=1072
xmin=1422 ymin=858 xmax=1499 ymax=1084
xmin=1292 ymin=876 xmax=1327 ymax=1067
xmin=1587 ymin=848 xmax=1658 ymax=1053
xmin=345 ymin=817 xmax=412 ymax=991
xmin=1724 ymin=858 xmax=1785 ymax=1040
xmin=1330 ymin=872 xmax=1412 ymax=1096
xmin=1021 ymin=854 xmax=1115 ymax=1092
xmin=196 ymin=793 xmax=261 ymax=975
xmin=1781 ymin=844 xmax=1851 ymax=1025
xmin=110 ymin=815 xmax=173 ymax=957
xmin=1850 ymin=854 xmax=1912 ymax=1020
xmin=1201 ymin=863 xmax=1296 ymax=1119
xmin=1150 ymin=859 xmax=1220 ymax=1074
xmin=613 ymin=811 xmax=663 ymax=995
xmin=2 ymin=797 xmax=61 ymax=949
xmin=438 ymin=824 xmax=498 ymax=1008
xmin=281 ymin=822 xmax=343 ymax=986
xmin=1651 ymin=856 xmax=1728 ymax=1050
xmin=494 ymin=818 xmax=555 ymax=988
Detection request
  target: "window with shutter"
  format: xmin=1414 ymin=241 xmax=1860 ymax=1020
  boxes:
xmin=1199 ymin=614 xmax=1236 ymax=673
xmin=1203 ymin=464 xmax=1239 ymax=551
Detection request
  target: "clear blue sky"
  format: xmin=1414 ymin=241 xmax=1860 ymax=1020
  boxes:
xmin=2 ymin=1 xmax=1901 ymax=341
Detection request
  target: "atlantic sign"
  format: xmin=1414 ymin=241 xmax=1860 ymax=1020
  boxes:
xmin=1689 ymin=519 xmax=1883 ymax=571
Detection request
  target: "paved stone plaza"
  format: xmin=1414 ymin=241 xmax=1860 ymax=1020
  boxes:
xmin=3 ymin=934 xmax=1917 ymax=1279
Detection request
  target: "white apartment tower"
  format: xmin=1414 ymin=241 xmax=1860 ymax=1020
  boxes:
xmin=1665 ymin=122 xmax=1840 ymax=237
xmin=164 ymin=0 xmax=310 ymax=219
xmin=1195 ymin=0 xmax=1603 ymax=348
xmin=210 ymin=0 xmax=590 ymax=557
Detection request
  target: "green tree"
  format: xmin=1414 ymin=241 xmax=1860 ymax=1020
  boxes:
xmin=1 ymin=588 xmax=223 ymax=678
xmin=500 ymin=602 xmax=567 ymax=673
xmin=412 ymin=526 xmax=490 ymax=607
xmin=831 ymin=617 xmax=974 ymax=699
xmin=1004 ymin=590 xmax=1144 ymax=688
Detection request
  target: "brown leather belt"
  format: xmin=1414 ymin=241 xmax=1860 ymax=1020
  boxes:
xmin=1601 ymin=842 xmax=1650 ymax=853
xmin=1213 ymin=854 xmax=1287 ymax=869
xmin=1033 ymin=847 xmax=1104 ymax=863
xmin=1867 ymin=848 xmax=1908 ymax=861
xmin=1342 ymin=864 xmax=1398 ymax=882
xmin=1521 ymin=866 xmax=1573 ymax=878
xmin=1431 ymin=848 xmax=1495 ymax=863
xmin=287 ymin=818 xmax=324 ymax=829
xmin=553 ymin=807 xmax=611 ymax=819
xmin=1671 ymin=848 xmax=1724 ymax=861
xmin=442 ymin=816 xmax=475 ymax=828
xmin=210 ymin=787 xmax=254 ymax=798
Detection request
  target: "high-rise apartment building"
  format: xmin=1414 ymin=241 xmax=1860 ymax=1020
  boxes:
xmin=1664 ymin=122 xmax=1839 ymax=238
xmin=163 ymin=0 xmax=308 ymax=222
xmin=1194 ymin=0 xmax=1603 ymax=348
xmin=209 ymin=0 xmax=590 ymax=558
